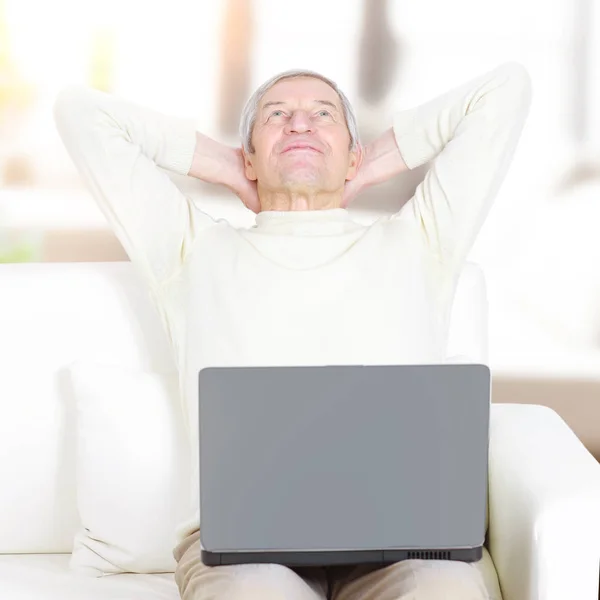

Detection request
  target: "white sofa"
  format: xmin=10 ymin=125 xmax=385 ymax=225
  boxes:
xmin=1 ymin=259 xmax=600 ymax=600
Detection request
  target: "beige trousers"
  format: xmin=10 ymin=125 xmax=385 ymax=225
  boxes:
xmin=173 ymin=530 xmax=503 ymax=600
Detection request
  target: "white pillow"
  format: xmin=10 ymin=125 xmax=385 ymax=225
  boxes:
xmin=66 ymin=361 xmax=191 ymax=575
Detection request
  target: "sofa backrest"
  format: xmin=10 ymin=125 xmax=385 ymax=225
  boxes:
xmin=0 ymin=260 xmax=487 ymax=553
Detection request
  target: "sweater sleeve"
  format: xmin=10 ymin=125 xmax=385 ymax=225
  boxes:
xmin=53 ymin=85 xmax=219 ymax=286
xmin=391 ymin=62 xmax=532 ymax=274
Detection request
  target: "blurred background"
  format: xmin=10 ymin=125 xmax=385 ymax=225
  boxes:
xmin=1 ymin=0 xmax=600 ymax=451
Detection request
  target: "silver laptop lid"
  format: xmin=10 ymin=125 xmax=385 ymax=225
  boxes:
xmin=199 ymin=364 xmax=490 ymax=554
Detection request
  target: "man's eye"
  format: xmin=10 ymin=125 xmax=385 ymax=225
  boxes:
xmin=317 ymin=110 xmax=331 ymax=117
xmin=271 ymin=110 xmax=284 ymax=117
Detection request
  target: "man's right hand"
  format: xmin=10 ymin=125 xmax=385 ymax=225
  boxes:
xmin=188 ymin=132 xmax=261 ymax=214
xmin=225 ymin=147 xmax=261 ymax=214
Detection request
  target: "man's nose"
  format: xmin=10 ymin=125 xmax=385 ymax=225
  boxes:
xmin=284 ymin=111 xmax=313 ymax=134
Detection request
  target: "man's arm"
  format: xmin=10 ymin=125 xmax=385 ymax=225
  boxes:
xmin=360 ymin=62 xmax=532 ymax=273
xmin=394 ymin=61 xmax=532 ymax=271
xmin=53 ymin=86 xmax=221 ymax=286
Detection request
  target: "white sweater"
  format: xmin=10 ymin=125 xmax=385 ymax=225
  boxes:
xmin=53 ymin=62 xmax=532 ymax=546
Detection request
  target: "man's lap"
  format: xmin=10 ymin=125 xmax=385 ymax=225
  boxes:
xmin=327 ymin=546 xmax=501 ymax=600
xmin=173 ymin=530 xmax=502 ymax=600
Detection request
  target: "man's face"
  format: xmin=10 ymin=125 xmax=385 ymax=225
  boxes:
xmin=242 ymin=77 xmax=360 ymax=196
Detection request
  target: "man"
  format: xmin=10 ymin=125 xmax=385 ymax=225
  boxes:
xmin=54 ymin=60 xmax=531 ymax=599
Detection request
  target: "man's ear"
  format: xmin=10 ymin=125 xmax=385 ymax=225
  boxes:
xmin=345 ymin=143 xmax=363 ymax=181
xmin=241 ymin=147 xmax=258 ymax=181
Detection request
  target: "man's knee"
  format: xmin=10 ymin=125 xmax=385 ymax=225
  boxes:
xmin=224 ymin=563 xmax=324 ymax=600
xmin=177 ymin=561 xmax=325 ymax=600
xmin=412 ymin=560 xmax=490 ymax=600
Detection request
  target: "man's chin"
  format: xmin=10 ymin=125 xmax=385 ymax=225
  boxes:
xmin=280 ymin=171 xmax=323 ymax=190
xmin=281 ymin=182 xmax=321 ymax=195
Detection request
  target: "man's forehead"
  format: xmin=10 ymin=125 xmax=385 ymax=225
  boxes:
xmin=259 ymin=78 xmax=342 ymax=111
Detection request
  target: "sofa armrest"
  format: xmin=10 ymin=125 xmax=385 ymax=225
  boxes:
xmin=488 ymin=403 xmax=600 ymax=600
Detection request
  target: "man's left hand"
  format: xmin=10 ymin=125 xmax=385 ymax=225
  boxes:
xmin=341 ymin=142 xmax=368 ymax=208
xmin=342 ymin=128 xmax=410 ymax=208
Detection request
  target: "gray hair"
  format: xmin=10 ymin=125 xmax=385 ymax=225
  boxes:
xmin=239 ymin=69 xmax=360 ymax=154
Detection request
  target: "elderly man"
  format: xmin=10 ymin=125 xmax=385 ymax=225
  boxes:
xmin=54 ymin=60 xmax=531 ymax=599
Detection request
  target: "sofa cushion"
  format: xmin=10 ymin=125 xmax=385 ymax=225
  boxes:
xmin=67 ymin=361 xmax=191 ymax=575
xmin=0 ymin=262 xmax=176 ymax=553
xmin=0 ymin=554 xmax=178 ymax=599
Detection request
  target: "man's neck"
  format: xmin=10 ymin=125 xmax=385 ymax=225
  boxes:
xmin=258 ymin=187 xmax=342 ymax=211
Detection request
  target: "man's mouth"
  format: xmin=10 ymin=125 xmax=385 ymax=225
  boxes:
xmin=282 ymin=144 xmax=322 ymax=154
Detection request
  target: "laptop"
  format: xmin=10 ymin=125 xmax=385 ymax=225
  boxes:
xmin=198 ymin=363 xmax=490 ymax=567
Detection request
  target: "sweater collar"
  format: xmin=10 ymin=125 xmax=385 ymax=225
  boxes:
xmin=254 ymin=208 xmax=352 ymax=230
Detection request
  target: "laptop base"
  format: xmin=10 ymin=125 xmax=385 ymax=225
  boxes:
xmin=202 ymin=545 xmax=483 ymax=567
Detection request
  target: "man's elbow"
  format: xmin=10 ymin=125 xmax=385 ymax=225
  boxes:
xmin=498 ymin=61 xmax=533 ymax=110
xmin=53 ymin=85 xmax=98 ymax=135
